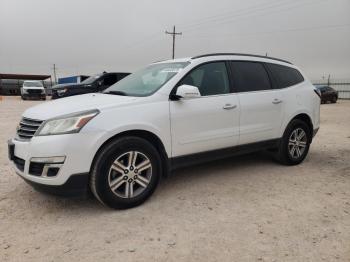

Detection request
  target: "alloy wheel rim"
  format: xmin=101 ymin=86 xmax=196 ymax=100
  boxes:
xmin=288 ymin=128 xmax=307 ymax=159
xmin=108 ymin=151 xmax=152 ymax=198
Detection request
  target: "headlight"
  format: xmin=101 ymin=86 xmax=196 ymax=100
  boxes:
xmin=57 ymin=88 xmax=67 ymax=94
xmin=36 ymin=110 xmax=99 ymax=136
xmin=22 ymin=89 xmax=28 ymax=94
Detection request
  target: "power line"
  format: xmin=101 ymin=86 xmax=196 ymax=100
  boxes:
xmin=184 ymin=23 xmax=350 ymax=39
xmin=180 ymin=0 xmax=329 ymax=33
xmin=165 ymin=26 xmax=182 ymax=59
xmin=179 ymin=0 xmax=293 ymax=31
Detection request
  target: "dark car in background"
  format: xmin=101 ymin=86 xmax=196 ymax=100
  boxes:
xmin=51 ymin=72 xmax=130 ymax=99
xmin=315 ymin=85 xmax=338 ymax=104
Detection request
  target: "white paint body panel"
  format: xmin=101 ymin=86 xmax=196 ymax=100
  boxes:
xmin=170 ymin=94 xmax=240 ymax=157
xmin=10 ymin=55 xmax=320 ymax=186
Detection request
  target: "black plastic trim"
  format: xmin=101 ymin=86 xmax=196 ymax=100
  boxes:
xmin=192 ymin=53 xmax=292 ymax=65
xmin=170 ymin=139 xmax=281 ymax=170
xmin=17 ymin=172 xmax=89 ymax=197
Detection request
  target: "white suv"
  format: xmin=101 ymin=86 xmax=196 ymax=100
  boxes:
xmin=21 ymin=80 xmax=46 ymax=100
xmin=8 ymin=54 xmax=320 ymax=209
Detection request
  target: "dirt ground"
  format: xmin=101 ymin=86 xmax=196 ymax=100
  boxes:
xmin=0 ymin=96 xmax=349 ymax=262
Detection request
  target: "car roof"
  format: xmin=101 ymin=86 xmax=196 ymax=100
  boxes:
xmin=156 ymin=53 xmax=293 ymax=67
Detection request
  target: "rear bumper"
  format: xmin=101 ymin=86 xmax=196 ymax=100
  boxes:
xmin=17 ymin=171 xmax=89 ymax=197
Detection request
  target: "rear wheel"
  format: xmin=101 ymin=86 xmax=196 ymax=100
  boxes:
xmin=90 ymin=136 xmax=162 ymax=209
xmin=276 ymin=119 xmax=311 ymax=165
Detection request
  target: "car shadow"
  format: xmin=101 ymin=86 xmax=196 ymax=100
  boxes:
xmin=15 ymin=149 xmax=334 ymax=213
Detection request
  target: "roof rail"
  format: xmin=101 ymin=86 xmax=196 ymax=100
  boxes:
xmin=191 ymin=53 xmax=292 ymax=64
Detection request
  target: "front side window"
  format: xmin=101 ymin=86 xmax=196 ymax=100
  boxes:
xmin=266 ymin=63 xmax=304 ymax=88
xmin=230 ymin=61 xmax=272 ymax=92
xmin=179 ymin=62 xmax=230 ymax=96
xmin=104 ymin=62 xmax=189 ymax=97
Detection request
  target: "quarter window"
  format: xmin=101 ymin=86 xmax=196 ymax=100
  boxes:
xmin=179 ymin=62 xmax=230 ymax=96
xmin=229 ymin=61 xmax=272 ymax=92
xmin=266 ymin=63 xmax=304 ymax=88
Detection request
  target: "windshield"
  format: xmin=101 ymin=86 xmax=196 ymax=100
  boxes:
xmin=23 ymin=81 xmax=43 ymax=87
xmin=81 ymin=74 xmax=102 ymax=84
xmin=104 ymin=62 xmax=190 ymax=96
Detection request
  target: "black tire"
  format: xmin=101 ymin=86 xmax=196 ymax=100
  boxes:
xmin=275 ymin=119 xmax=311 ymax=165
xmin=90 ymin=136 xmax=162 ymax=209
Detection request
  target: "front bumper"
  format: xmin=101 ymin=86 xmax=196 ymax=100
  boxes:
xmin=22 ymin=93 xmax=46 ymax=99
xmin=8 ymin=131 xmax=102 ymax=191
xmin=17 ymin=171 xmax=89 ymax=197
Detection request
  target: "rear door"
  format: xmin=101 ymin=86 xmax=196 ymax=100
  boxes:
xmin=229 ymin=61 xmax=284 ymax=145
xmin=170 ymin=61 xmax=240 ymax=157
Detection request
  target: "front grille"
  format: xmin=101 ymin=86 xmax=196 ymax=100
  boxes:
xmin=29 ymin=162 xmax=44 ymax=176
xmin=17 ymin=117 xmax=43 ymax=140
xmin=14 ymin=156 xmax=25 ymax=172
xmin=29 ymin=161 xmax=61 ymax=177
xmin=27 ymin=89 xmax=43 ymax=94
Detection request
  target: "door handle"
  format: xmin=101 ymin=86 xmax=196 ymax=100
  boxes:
xmin=272 ymin=99 xmax=283 ymax=104
xmin=223 ymin=104 xmax=237 ymax=110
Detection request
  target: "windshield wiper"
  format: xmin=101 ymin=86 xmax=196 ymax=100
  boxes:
xmin=104 ymin=90 xmax=128 ymax=96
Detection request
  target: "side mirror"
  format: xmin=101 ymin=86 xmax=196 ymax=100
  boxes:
xmin=174 ymin=84 xmax=201 ymax=100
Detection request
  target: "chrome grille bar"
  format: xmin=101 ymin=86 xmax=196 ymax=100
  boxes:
xmin=17 ymin=117 xmax=44 ymax=140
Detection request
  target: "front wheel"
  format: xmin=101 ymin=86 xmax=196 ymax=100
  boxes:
xmin=275 ymin=119 xmax=311 ymax=165
xmin=90 ymin=136 xmax=162 ymax=209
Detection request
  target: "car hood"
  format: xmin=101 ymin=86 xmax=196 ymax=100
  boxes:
xmin=23 ymin=93 xmax=140 ymax=120
xmin=22 ymin=86 xmax=44 ymax=90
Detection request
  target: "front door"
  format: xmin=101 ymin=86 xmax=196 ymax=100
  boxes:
xmin=170 ymin=62 xmax=240 ymax=157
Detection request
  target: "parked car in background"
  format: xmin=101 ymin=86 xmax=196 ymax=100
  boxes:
xmin=51 ymin=72 xmax=130 ymax=99
xmin=315 ymin=85 xmax=338 ymax=103
xmin=21 ymin=81 xmax=46 ymax=100
xmin=8 ymin=53 xmax=320 ymax=209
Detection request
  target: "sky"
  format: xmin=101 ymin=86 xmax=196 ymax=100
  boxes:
xmin=0 ymin=0 xmax=349 ymax=80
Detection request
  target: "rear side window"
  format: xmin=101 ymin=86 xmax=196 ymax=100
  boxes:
xmin=229 ymin=61 xmax=272 ymax=92
xmin=266 ymin=63 xmax=304 ymax=88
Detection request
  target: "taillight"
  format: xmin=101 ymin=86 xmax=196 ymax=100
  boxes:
xmin=314 ymin=89 xmax=321 ymax=99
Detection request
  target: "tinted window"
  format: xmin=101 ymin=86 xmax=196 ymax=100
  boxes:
xmin=267 ymin=63 xmax=304 ymax=88
xmin=230 ymin=61 xmax=271 ymax=92
xmin=180 ymin=62 xmax=230 ymax=96
xmin=103 ymin=74 xmax=117 ymax=85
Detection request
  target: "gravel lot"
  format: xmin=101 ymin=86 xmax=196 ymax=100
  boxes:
xmin=0 ymin=96 xmax=349 ymax=262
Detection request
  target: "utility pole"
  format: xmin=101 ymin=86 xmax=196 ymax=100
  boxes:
xmin=52 ymin=64 xmax=57 ymax=84
xmin=327 ymin=74 xmax=331 ymax=86
xmin=165 ymin=26 xmax=182 ymax=59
